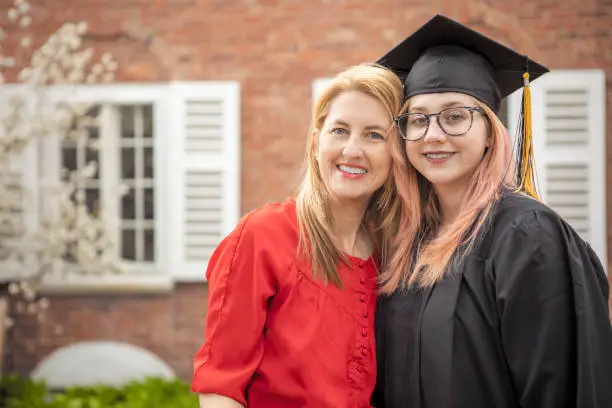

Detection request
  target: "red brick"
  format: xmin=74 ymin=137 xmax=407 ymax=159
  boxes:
xmin=1 ymin=0 xmax=611 ymax=380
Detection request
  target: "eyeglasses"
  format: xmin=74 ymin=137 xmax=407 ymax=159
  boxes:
xmin=394 ymin=106 xmax=486 ymax=141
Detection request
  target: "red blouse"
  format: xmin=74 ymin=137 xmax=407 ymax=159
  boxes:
xmin=192 ymin=199 xmax=378 ymax=407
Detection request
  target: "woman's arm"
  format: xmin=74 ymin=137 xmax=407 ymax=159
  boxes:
xmin=192 ymin=212 xmax=278 ymax=406
xmin=199 ymin=393 xmax=245 ymax=408
xmin=493 ymin=210 xmax=612 ymax=407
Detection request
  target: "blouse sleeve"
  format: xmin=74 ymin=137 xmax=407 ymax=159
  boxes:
xmin=191 ymin=211 xmax=279 ymax=406
xmin=492 ymin=209 xmax=612 ymax=408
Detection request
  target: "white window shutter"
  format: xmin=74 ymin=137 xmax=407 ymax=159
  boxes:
xmin=312 ymin=78 xmax=333 ymax=105
xmin=508 ymin=70 xmax=607 ymax=268
xmin=167 ymin=82 xmax=241 ymax=281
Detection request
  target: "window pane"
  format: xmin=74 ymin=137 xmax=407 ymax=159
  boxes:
xmin=121 ymin=229 xmax=136 ymax=260
xmin=86 ymin=105 xmax=100 ymax=119
xmin=143 ymin=105 xmax=153 ymax=139
xmin=85 ymin=188 xmax=100 ymax=217
xmin=62 ymin=146 xmax=77 ymax=172
xmin=120 ymin=105 xmax=135 ymax=139
xmin=85 ymin=146 xmax=98 ymax=164
xmin=144 ymin=188 xmax=154 ymax=220
xmin=88 ymin=124 xmax=99 ymax=141
xmin=144 ymin=147 xmax=154 ymax=178
xmin=144 ymin=229 xmax=155 ymax=261
xmin=86 ymin=147 xmax=99 ymax=179
xmin=121 ymin=147 xmax=135 ymax=179
xmin=121 ymin=188 xmax=135 ymax=220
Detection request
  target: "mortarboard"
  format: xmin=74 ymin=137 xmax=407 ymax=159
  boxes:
xmin=377 ymin=14 xmax=550 ymax=200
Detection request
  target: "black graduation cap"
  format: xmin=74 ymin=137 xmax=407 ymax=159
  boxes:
xmin=377 ymin=14 xmax=549 ymax=112
xmin=377 ymin=14 xmax=550 ymax=199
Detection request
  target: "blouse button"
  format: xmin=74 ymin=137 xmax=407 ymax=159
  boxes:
xmin=360 ymin=295 xmax=366 ymax=303
xmin=357 ymin=365 xmax=364 ymax=373
xmin=362 ymin=328 xmax=367 ymax=337
xmin=361 ymin=347 xmax=368 ymax=356
xmin=359 ymin=277 xmax=365 ymax=284
xmin=362 ymin=311 xmax=368 ymax=318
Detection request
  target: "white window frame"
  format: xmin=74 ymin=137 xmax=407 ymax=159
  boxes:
xmin=312 ymin=78 xmax=333 ymax=103
xmin=0 ymin=81 xmax=241 ymax=292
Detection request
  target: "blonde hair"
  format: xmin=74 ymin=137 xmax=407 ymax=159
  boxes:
xmin=379 ymin=98 xmax=517 ymax=292
xmin=296 ymin=63 xmax=404 ymax=287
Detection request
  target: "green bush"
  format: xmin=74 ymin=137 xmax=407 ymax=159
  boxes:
xmin=0 ymin=375 xmax=199 ymax=408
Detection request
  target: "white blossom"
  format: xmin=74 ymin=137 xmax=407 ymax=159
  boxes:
xmin=102 ymin=72 xmax=115 ymax=83
xmin=19 ymin=15 xmax=31 ymax=28
xmin=1 ymin=57 xmax=16 ymax=68
xmin=0 ymin=0 xmax=122 ymax=333
xmin=7 ymin=8 xmax=18 ymax=21
xmin=92 ymin=63 xmax=103 ymax=75
xmin=39 ymin=297 xmax=50 ymax=309
xmin=17 ymin=1 xmax=30 ymax=14
xmin=8 ymin=282 xmax=20 ymax=295
xmin=76 ymin=22 xmax=88 ymax=35
xmin=119 ymin=183 xmax=130 ymax=196
xmin=81 ymin=161 xmax=98 ymax=179
xmin=20 ymin=36 xmax=31 ymax=48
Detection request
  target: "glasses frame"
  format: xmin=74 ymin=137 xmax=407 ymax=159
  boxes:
xmin=394 ymin=106 xmax=486 ymax=141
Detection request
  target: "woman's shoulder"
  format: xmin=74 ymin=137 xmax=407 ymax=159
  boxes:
xmin=207 ymin=198 xmax=299 ymax=278
xmin=476 ymin=190 xmax=573 ymax=256
xmin=231 ymin=197 xmax=299 ymax=248
xmin=241 ymin=198 xmax=297 ymax=229
xmin=492 ymin=190 xmax=564 ymax=236
xmin=495 ymin=190 xmax=556 ymax=221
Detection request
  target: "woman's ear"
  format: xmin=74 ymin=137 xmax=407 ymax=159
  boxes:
xmin=312 ymin=129 xmax=320 ymax=161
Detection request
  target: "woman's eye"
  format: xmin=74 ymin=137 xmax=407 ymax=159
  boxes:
xmin=410 ymin=117 xmax=427 ymax=126
xmin=330 ymin=127 xmax=347 ymax=135
xmin=368 ymin=132 xmax=385 ymax=140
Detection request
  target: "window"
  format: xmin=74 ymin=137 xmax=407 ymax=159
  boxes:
xmin=508 ymin=70 xmax=607 ymax=268
xmin=61 ymin=104 xmax=157 ymax=265
xmin=1 ymin=82 xmax=241 ymax=290
xmin=117 ymin=105 xmax=156 ymax=262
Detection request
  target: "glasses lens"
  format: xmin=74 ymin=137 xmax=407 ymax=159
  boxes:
xmin=439 ymin=107 xmax=472 ymax=136
xmin=401 ymin=114 xmax=428 ymax=141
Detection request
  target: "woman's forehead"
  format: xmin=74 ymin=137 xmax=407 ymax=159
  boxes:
xmin=408 ymin=92 xmax=477 ymax=111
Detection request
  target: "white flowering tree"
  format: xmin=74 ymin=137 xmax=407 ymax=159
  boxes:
xmin=0 ymin=0 xmax=123 ymax=372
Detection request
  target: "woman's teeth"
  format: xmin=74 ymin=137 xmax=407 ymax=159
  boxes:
xmin=338 ymin=165 xmax=367 ymax=174
xmin=424 ymin=153 xmax=453 ymax=159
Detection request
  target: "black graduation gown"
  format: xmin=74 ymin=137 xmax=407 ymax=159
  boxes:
xmin=373 ymin=192 xmax=612 ymax=408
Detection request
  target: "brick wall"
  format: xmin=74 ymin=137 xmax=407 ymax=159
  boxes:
xmin=4 ymin=284 xmax=209 ymax=380
xmin=3 ymin=0 xmax=612 ymax=382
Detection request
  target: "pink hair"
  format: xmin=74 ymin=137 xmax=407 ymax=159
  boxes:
xmin=379 ymin=101 xmax=517 ymax=292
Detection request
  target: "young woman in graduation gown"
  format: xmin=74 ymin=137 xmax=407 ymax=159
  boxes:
xmin=191 ymin=64 xmax=405 ymax=408
xmin=372 ymin=15 xmax=612 ymax=408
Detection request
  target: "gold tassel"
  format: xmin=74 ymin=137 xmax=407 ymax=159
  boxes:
xmin=516 ymin=71 xmax=540 ymax=200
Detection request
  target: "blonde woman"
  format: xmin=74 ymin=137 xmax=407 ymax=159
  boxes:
xmin=373 ymin=15 xmax=612 ymax=408
xmin=192 ymin=64 xmax=403 ymax=408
